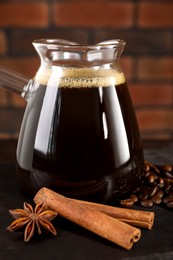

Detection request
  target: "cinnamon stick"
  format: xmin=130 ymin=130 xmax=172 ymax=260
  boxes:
xmin=71 ymin=199 xmax=154 ymax=229
xmin=34 ymin=187 xmax=141 ymax=250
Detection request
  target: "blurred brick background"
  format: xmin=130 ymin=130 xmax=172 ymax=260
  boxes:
xmin=0 ymin=0 xmax=173 ymax=140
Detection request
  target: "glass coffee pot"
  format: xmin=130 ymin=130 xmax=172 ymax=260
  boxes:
xmin=0 ymin=39 xmax=144 ymax=202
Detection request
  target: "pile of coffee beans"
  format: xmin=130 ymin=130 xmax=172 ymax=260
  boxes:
xmin=119 ymin=161 xmax=173 ymax=209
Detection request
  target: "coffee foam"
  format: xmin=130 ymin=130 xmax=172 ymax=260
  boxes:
xmin=34 ymin=67 xmax=125 ymax=88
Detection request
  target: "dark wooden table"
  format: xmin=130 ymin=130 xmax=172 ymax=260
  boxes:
xmin=0 ymin=139 xmax=173 ymax=260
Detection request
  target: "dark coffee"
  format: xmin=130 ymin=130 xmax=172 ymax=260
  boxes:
xmin=16 ymin=68 xmax=143 ymax=202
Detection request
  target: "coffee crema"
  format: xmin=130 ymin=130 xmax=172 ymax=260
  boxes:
xmin=34 ymin=67 xmax=125 ymax=88
xmin=16 ymin=67 xmax=143 ymax=203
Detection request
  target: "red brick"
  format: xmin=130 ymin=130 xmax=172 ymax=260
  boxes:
xmin=137 ymin=57 xmax=173 ymax=80
xmin=141 ymin=131 xmax=173 ymax=140
xmin=129 ymin=83 xmax=173 ymax=106
xmin=11 ymin=93 xmax=26 ymax=108
xmin=0 ymin=109 xmax=24 ymax=137
xmin=121 ymin=56 xmax=134 ymax=81
xmin=0 ymin=88 xmax=9 ymax=107
xmin=0 ymin=3 xmax=49 ymax=28
xmin=0 ymin=57 xmax=39 ymax=107
xmin=0 ymin=56 xmax=40 ymax=77
xmin=11 ymin=29 xmax=89 ymax=54
xmin=52 ymin=2 xmax=134 ymax=28
xmin=139 ymin=3 xmax=173 ymax=27
xmin=136 ymin=109 xmax=173 ymax=132
xmin=94 ymin=30 xmax=172 ymax=54
xmin=0 ymin=31 xmax=7 ymax=54
xmin=0 ymin=89 xmax=25 ymax=108
xmin=0 ymin=132 xmax=18 ymax=140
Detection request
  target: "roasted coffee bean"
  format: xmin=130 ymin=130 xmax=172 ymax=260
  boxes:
xmin=162 ymin=164 xmax=172 ymax=173
xmin=168 ymin=192 xmax=173 ymax=198
xmin=151 ymin=195 xmax=162 ymax=205
xmin=164 ymin=178 xmax=172 ymax=185
xmin=139 ymin=190 xmax=148 ymax=200
xmin=140 ymin=199 xmax=153 ymax=208
xmin=155 ymin=189 xmax=164 ymax=198
xmin=120 ymin=198 xmax=134 ymax=208
xmin=148 ymin=174 xmax=156 ymax=184
xmin=167 ymin=200 xmax=173 ymax=208
xmin=164 ymin=184 xmax=171 ymax=193
xmin=148 ymin=186 xmax=158 ymax=197
xmin=130 ymin=194 xmax=138 ymax=202
xmin=157 ymin=184 xmax=164 ymax=189
xmin=119 ymin=161 xmax=173 ymax=209
xmin=157 ymin=177 xmax=164 ymax=188
xmin=164 ymin=172 xmax=173 ymax=179
xmin=151 ymin=165 xmax=160 ymax=174
xmin=144 ymin=162 xmax=150 ymax=172
xmin=162 ymin=197 xmax=173 ymax=204
xmin=133 ymin=186 xmax=140 ymax=193
xmin=145 ymin=171 xmax=152 ymax=177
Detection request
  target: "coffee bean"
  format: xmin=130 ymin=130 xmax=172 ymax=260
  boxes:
xmin=144 ymin=162 xmax=150 ymax=172
xmin=164 ymin=184 xmax=171 ymax=193
xmin=155 ymin=189 xmax=164 ymax=198
xmin=145 ymin=171 xmax=152 ymax=177
xmin=151 ymin=165 xmax=160 ymax=174
xmin=157 ymin=184 xmax=164 ymax=189
xmin=162 ymin=197 xmax=173 ymax=204
xmin=120 ymin=198 xmax=134 ymax=208
xmin=167 ymin=200 xmax=173 ymax=208
xmin=162 ymin=164 xmax=172 ymax=172
xmin=140 ymin=199 xmax=153 ymax=208
xmin=139 ymin=190 xmax=148 ymax=200
xmin=164 ymin=178 xmax=172 ymax=185
xmin=164 ymin=172 xmax=173 ymax=179
xmin=130 ymin=194 xmax=138 ymax=202
xmin=168 ymin=192 xmax=173 ymax=198
xmin=148 ymin=174 xmax=156 ymax=184
xmin=151 ymin=195 xmax=162 ymax=205
xmin=119 ymin=161 xmax=173 ymax=209
xmin=157 ymin=177 xmax=164 ymax=188
xmin=133 ymin=186 xmax=140 ymax=193
xmin=148 ymin=186 xmax=158 ymax=197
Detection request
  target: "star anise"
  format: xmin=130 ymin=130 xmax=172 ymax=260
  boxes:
xmin=7 ymin=202 xmax=58 ymax=242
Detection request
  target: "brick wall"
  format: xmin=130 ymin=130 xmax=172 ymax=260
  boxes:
xmin=0 ymin=0 xmax=173 ymax=140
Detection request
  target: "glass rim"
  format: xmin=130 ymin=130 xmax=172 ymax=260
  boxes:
xmin=32 ymin=38 xmax=126 ymax=50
